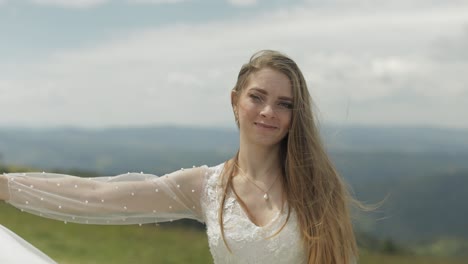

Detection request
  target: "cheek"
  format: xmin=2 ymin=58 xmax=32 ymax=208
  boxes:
xmin=238 ymin=100 xmax=256 ymax=118
xmin=281 ymin=112 xmax=292 ymax=129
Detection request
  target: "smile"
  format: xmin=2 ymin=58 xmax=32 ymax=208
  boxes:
xmin=254 ymin=122 xmax=278 ymax=129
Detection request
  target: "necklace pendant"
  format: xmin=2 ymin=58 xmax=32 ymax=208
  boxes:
xmin=263 ymin=193 xmax=269 ymax=200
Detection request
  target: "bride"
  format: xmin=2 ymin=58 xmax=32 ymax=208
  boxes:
xmin=0 ymin=50 xmax=358 ymax=264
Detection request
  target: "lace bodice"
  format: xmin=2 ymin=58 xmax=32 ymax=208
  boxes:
xmin=2 ymin=163 xmax=306 ymax=263
xmin=202 ymin=164 xmax=306 ymax=264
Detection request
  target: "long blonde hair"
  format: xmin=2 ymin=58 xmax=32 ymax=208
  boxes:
xmin=219 ymin=50 xmax=358 ymax=263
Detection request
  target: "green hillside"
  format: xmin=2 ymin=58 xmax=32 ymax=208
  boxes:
xmin=1 ymin=202 xmax=467 ymax=264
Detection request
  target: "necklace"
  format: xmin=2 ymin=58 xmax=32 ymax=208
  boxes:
xmin=235 ymin=164 xmax=280 ymax=201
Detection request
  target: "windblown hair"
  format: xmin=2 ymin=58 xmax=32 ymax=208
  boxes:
xmin=219 ymin=50 xmax=358 ymax=263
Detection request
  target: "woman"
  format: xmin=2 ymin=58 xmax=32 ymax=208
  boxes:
xmin=0 ymin=50 xmax=357 ymax=263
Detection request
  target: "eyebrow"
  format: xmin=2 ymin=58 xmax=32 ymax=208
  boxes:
xmin=250 ymin=88 xmax=293 ymax=101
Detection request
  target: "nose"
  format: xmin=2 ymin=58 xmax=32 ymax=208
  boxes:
xmin=260 ymin=104 xmax=275 ymax=118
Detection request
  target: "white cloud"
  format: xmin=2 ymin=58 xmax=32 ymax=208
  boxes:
xmin=126 ymin=0 xmax=189 ymax=4
xmin=431 ymin=25 xmax=468 ymax=62
xmin=227 ymin=0 xmax=258 ymax=7
xmin=30 ymin=0 xmax=109 ymax=8
xmin=303 ymin=0 xmax=467 ymax=10
xmin=1 ymin=3 xmax=468 ymax=128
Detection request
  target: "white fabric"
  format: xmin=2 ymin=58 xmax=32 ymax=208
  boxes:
xmin=202 ymin=164 xmax=306 ymax=264
xmin=0 ymin=224 xmax=57 ymax=264
xmin=1 ymin=163 xmax=306 ymax=263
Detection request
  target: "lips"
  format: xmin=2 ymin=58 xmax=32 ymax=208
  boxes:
xmin=254 ymin=122 xmax=277 ymax=129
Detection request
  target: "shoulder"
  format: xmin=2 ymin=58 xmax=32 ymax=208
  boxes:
xmin=205 ymin=163 xmax=225 ymax=184
xmin=199 ymin=162 xmax=226 ymax=200
xmin=206 ymin=162 xmax=225 ymax=179
xmin=209 ymin=163 xmax=225 ymax=176
xmin=169 ymin=163 xmax=225 ymax=190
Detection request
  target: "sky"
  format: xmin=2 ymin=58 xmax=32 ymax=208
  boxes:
xmin=0 ymin=0 xmax=467 ymax=129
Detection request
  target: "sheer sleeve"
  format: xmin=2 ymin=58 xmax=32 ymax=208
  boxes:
xmin=1 ymin=166 xmax=210 ymax=225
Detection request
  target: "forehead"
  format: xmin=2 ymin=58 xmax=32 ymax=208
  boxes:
xmin=244 ymin=68 xmax=292 ymax=97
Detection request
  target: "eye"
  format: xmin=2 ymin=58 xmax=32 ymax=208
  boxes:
xmin=278 ymin=101 xmax=293 ymax=109
xmin=249 ymin=93 xmax=263 ymax=102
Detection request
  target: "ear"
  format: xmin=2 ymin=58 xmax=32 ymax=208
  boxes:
xmin=231 ymin=89 xmax=238 ymax=111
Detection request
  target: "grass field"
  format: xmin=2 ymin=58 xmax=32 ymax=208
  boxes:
xmin=1 ymin=203 xmax=466 ymax=264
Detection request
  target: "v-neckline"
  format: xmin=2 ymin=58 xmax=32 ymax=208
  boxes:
xmin=229 ymin=190 xmax=286 ymax=228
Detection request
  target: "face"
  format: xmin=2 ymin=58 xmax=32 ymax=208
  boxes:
xmin=233 ymin=68 xmax=293 ymax=148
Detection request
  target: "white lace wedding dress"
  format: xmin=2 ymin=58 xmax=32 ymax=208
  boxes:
xmin=1 ymin=163 xmax=306 ymax=264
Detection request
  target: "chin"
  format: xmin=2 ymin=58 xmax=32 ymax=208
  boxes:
xmin=253 ymin=135 xmax=287 ymax=148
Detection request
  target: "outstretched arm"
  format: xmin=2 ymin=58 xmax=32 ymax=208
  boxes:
xmin=0 ymin=166 xmax=210 ymax=225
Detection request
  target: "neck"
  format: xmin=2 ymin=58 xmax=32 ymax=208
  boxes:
xmin=237 ymin=140 xmax=283 ymax=182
